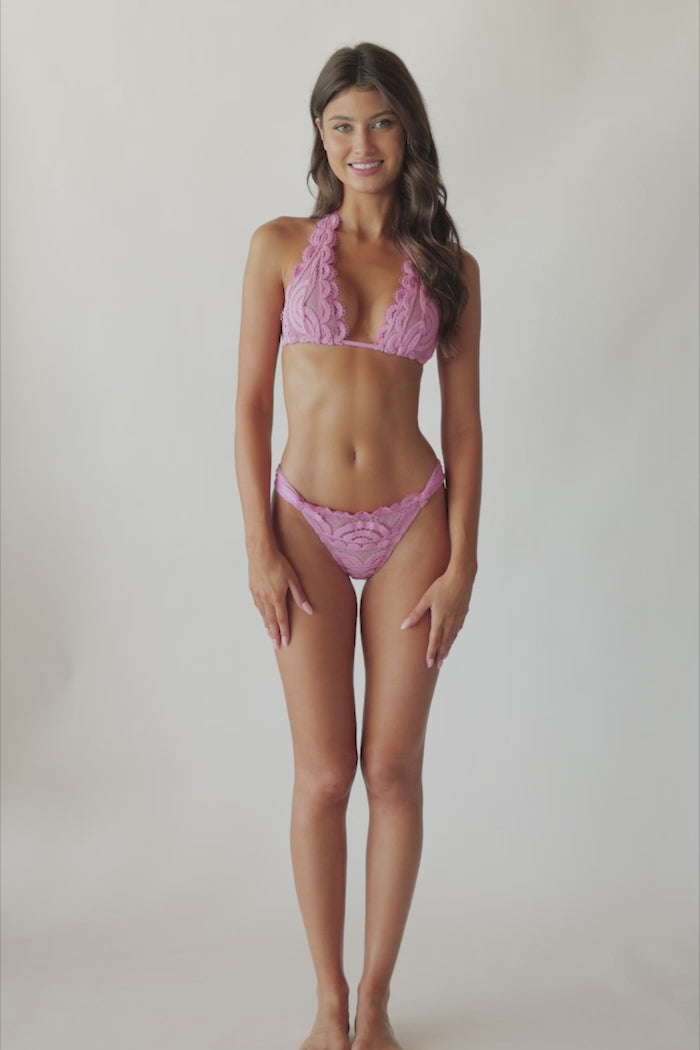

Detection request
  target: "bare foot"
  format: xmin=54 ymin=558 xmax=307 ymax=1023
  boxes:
xmin=300 ymin=1006 xmax=351 ymax=1050
xmin=352 ymin=1002 xmax=402 ymax=1050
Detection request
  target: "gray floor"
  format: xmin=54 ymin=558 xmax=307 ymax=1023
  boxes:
xmin=3 ymin=905 xmax=698 ymax=1050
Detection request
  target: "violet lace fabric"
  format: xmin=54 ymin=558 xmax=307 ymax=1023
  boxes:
xmin=280 ymin=211 xmax=440 ymax=364
xmin=274 ymin=462 xmax=445 ymax=580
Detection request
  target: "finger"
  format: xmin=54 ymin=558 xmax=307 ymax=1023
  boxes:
xmin=253 ymin=598 xmax=276 ymax=646
xmin=426 ymin=619 xmax=443 ymax=670
xmin=274 ymin=599 xmax=291 ymax=647
xmin=288 ymin=576 xmax=313 ymax=615
xmin=436 ymin=632 xmax=453 ymax=669
xmin=400 ymin=593 xmax=431 ymax=630
xmin=264 ymin=606 xmax=281 ymax=650
xmin=436 ymin=619 xmax=463 ymax=667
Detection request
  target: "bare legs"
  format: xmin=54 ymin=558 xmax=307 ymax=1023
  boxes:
xmin=273 ymin=488 xmax=450 ymax=1050
xmin=353 ymin=488 xmax=450 ymax=1049
xmin=274 ymin=494 xmax=358 ymax=1050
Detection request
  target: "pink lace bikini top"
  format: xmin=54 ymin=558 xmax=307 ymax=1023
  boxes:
xmin=280 ymin=212 xmax=441 ymax=365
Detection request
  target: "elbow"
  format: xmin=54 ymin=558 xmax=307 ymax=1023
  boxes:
xmin=235 ymin=394 xmax=273 ymax=429
xmin=234 ymin=398 xmax=273 ymax=455
xmin=442 ymin=421 xmax=482 ymax=452
xmin=446 ymin=420 xmax=482 ymax=440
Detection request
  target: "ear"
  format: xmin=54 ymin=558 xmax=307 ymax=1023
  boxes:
xmin=314 ymin=117 xmax=326 ymax=150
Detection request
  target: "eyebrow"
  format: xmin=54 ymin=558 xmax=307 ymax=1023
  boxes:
xmin=326 ymin=109 xmax=397 ymax=122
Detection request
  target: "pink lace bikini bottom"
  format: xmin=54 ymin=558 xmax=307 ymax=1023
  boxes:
xmin=274 ymin=461 xmax=445 ymax=580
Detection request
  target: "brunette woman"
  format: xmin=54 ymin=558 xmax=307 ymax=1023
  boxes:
xmin=235 ymin=42 xmax=482 ymax=1050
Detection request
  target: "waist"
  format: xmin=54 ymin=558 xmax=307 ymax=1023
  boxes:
xmin=279 ymin=346 xmax=433 ymax=508
xmin=278 ymin=433 xmax=440 ymax=514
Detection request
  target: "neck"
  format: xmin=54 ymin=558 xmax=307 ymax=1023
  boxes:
xmin=335 ymin=191 xmax=399 ymax=241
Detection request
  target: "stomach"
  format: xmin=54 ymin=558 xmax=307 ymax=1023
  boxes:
xmin=278 ymin=343 xmax=440 ymax=512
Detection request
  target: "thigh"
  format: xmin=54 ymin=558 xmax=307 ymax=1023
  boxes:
xmin=272 ymin=492 xmax=359 ymax=772
xmin=359 ymin=486 xmax=451 ymax=765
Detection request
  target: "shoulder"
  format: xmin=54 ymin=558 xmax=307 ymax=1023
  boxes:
xmin=247 ymin=216 xmax=317 ymax=281
xmin=249 ymin=215 xmax=315 ymax=252
xmin=459 ymin=248 xmax=480 ymax=286
xmin=457 ymin=249 xmax=480 ymax=312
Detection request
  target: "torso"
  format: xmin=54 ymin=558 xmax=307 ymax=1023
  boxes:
xmin=275 ymin=214 xmax=441 ymax=512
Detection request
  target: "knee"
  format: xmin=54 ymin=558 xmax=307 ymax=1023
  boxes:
xmin=360 ymin=749 xmax=423 ymax=804
xmin=296 ymin=753 xmax=358 ymax=807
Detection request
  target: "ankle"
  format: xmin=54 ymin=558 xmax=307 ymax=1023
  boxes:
xmin=317 ymin=977 xmax=350 ymax=1011
xmin=356 ymin=977 xmax=391 ymax=1013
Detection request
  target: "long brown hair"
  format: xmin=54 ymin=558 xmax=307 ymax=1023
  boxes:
xmin=308 ymin=43 xmax=468 ymax=356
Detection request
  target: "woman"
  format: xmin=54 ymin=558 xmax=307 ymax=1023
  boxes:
xmin=235 ymin=42 xmax=482 ymax=1050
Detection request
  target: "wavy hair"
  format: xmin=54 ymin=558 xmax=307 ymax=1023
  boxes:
xmin=308 ymin=43 xmax=468 ymax=355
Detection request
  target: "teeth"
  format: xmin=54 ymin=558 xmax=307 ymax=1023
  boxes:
xmin=351 ymin=162 xmax=381 ymax=170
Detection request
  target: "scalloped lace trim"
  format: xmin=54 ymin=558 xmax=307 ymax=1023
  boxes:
xmin=281 ymin=212 xmax=439 ymax=363
xmin=274 ymin=461 xmax=445 ymax=579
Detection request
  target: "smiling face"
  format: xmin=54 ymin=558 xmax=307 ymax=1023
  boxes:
xmin=315 ymin=86 xmax=406 ymax=197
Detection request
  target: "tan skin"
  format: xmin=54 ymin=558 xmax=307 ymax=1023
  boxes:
xmin=235 ymin=87 xmax=482 ymax=1050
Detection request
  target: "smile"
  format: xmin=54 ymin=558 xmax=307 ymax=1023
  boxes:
xmin=349 ymin=161 xmax=383 ymax=172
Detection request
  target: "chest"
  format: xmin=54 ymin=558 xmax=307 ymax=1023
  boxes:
xmin=333 ymin=242 xmax=405 ymax=344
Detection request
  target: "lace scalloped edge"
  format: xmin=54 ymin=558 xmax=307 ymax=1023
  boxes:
xmin=300 ymin=467 xmax=443 ymax=522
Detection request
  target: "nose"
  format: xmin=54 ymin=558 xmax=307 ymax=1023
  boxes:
xmin=351 ymin=124 xmax=375 ymax=156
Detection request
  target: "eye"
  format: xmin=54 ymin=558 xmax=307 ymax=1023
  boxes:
xmin=333 ymin=123 xmax=351 ymax=133
xmin=373 ymin=119 xmax=394 ymax=129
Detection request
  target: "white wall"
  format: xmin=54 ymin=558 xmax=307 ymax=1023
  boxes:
xmin=2 ymin=0 xmax=698 ymax=953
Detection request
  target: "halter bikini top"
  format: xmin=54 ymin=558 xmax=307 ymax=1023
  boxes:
xmin=280 ymin=212 xmax=441 ymax=365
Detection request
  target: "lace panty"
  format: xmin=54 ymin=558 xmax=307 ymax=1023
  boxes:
xmin=274 ymin=461 xmax=445 ymax=580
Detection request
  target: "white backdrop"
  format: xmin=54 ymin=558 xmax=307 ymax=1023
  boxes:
xmin=2 ymin=2 xmax=698 ymax=1048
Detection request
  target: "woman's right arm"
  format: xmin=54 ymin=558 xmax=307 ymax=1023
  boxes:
xmin=234 ymin=221 xmax=313 ymax=649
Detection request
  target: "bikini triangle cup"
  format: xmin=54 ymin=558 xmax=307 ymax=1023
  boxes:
xmin=280 ymin=212 xmax=441 ymax=364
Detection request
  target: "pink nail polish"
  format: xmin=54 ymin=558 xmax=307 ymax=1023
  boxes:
xmin=426 ymin=657 xmax=434 ymax=669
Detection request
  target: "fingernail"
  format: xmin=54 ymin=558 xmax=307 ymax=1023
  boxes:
xmin=302 ymin=602 xmax=313 ymax=615
xmin=426 ymin=657 xmax=434 ymax=668
xmin=437 ymin=658 xmax=443 ymax=670
xmin=400 ymin=619 xmax=409 ymax=630
xmin=282 ymin=636 xmax=289 ymax=647
xmin=272 ymin=639 xmax=279 ymax=650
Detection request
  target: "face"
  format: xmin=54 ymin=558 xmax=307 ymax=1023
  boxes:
xmin=316 ymin=87 xmax=405 ymax=195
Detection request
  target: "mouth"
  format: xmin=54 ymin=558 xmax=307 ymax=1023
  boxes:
xmin=349 ymin=160 xmax=383 ymax=174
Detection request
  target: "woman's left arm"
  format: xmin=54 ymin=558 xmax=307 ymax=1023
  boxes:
xmin=401 ymin=250 xmax=482 ymax=668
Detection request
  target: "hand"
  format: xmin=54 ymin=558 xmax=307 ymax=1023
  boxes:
xmin=400 ymin=567 xmax=476 ymax=669
xmin=248 ymin=546 xmax=313 ymax=649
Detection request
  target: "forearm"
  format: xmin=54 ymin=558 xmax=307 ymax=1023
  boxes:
xmin=442 ymin=424 xmax=482 ymax=576
xmin=234 ymin=401 xmax=277 ymax=557
xmin=235 ymin=397 xmax=311 ymax=646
